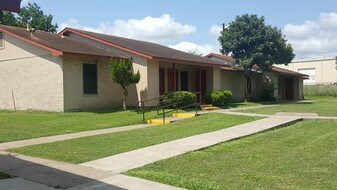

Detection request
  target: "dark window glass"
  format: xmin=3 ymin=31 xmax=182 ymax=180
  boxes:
xmin=83 ymin=63 xmax=97 ymax=94
xmin=180 ymin=71 xmax=188 ymax=91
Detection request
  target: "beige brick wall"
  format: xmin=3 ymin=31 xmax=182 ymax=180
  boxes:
xmin=62 ymin=56 xmax=124 ymax=110
xmin=221 ymin=71 xmax=245 ymax=102
xmin=0 ymin=34 xmax=64 ymax=111
xmin=66 ymin=33 xmax=150 ymax=106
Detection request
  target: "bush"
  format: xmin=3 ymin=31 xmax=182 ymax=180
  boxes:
xmin=204 ymin=90 xmax=233 ymax=105
xmin=222 ymin=90 xmax=232 ymax=104
xmin=162 ymin=91 xmax=196 ymax=108
xmin=210 ymin=91 xmax=225 ymax=106
xmin=203 ymin=92 xmax=212 ymax=104
xmin=260 ymin=78 xmax=275 ymax=101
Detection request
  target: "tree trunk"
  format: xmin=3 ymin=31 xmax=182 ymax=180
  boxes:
xmin=122 ymin=87 xmax=128 ymax=111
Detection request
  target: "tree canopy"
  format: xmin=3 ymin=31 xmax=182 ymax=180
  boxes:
xmin=110 ymin=58 xmax=140 ymax=110
xmin=0 ymin=3 xmax=58 ymax=33
xmin=219 ymin=14 xmax=295 ymax=100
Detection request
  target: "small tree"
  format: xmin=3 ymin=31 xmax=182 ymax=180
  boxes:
xmin=109 ymin=58 xmax=140 ymax=110
xmin=219 ymin=14 xmax=295 ymax=101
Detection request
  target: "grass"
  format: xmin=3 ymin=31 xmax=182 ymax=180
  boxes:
xmin=126 ymin=120 xmax=337 ymax=190
xmin=9 ymin=114 xmax=261 ymax=164
xmin=0 ymin=172 xmax=11 ymax=180
xmin=239 ymin=96 xmax=337 ymax=116
xmin=304 ymin=85 xmax=337 ymax=97
xmin=0 ymin=109 xmax=163 ymax=143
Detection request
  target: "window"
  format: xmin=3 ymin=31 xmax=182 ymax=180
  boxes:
xmin=83 ymin=63 xmax=97 ymax=94
xmin=0 ymin=32 xmax=4 ymax=48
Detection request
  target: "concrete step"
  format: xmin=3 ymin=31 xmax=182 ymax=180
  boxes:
xmin=199 ymin=104 xmax=213 ymax=108
xmin=202 ymin=106 xmax=219 ymax=111
xmin=200 ymin=104 xmax=219 ymax=111
xmin=172 ymin=113 xmax=196 ymax=118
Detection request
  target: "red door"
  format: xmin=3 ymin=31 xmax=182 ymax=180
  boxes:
xmin=159 ymin=68 xmax=165 ymax=95
xmin=168 ymin=69 xmax=179 ymax=92
xmin=285 ymin=78 xmax=294 ymax=100
xmin=195 ymin=70 xmax=206 ymax=102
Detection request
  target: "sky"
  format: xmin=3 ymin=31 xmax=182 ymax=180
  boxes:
xmin=21 ymin=0 xmax=337 ymax=59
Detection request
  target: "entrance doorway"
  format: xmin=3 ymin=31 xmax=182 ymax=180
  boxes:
xmin=195 ymin=70 xmax=206 ymax=102
xmin=159 ymin=68 xmax=165 ymax=95
xmin=180 ymin=71 xmax=188 ymax=91
xmin=285 ymin=78 xmax=294 ymax=100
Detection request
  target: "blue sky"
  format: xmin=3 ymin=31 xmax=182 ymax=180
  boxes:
xmin=23 ymin=0 xmax=337 ymax=58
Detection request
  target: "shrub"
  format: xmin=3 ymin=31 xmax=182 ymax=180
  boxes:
xmin=210 ymin=91 xmax=225 ymax=106
xmin=203 ymin=92 xmax=212 ymax=104
xmin=222 ymin=90 xmax=233 ymax=104
xmin=260 ymin=78 xmax=275 ymax=101
xmin=162 ymin=91 xmax=196 ymax=108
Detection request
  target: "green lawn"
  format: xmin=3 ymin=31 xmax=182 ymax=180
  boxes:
xmin=0 ymin=109 xmax=162 ymax=143
xmin=239 ymin=96 xmax=337 ymax=116
xmin=127 ymin=120 xmax=337 ymax=190
xmin=9 ymin=114 xmax=261 ymax=164
xmin=0 ymin=172 xmax=11 ymax=180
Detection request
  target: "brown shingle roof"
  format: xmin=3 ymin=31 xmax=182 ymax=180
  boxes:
xmin=271 ymin=66 xmax=309 ymax=78
xmin=0 ymin=25 xmax=116 ymax=58
xmin=205 ymin=53 xmax=235 ymax=63
xmin=60 ymin=28 xmax=229 ymax=67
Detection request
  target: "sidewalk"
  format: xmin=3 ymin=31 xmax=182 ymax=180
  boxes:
xmin=0 ymin=124 xmax=154 ymax=150
xmin=81 ymin=115 xmax=302 ymax=174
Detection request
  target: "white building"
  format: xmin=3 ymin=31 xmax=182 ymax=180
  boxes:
xmin=276 ymin=56 xmax=337 ymax=85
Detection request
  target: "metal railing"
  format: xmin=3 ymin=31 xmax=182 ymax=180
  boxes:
xmin=137 ymin=92 xmax=200 ymax=124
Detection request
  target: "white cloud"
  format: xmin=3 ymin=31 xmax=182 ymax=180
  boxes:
xmin=208 ymin=25 xmax=222 ymax=37
xmin=168 ymin=41 xmax=219 ymax=56
xmin=60 ymin=14 xmax=196 ymax=43
xmin=21 ymin=0 xmax=30 ymax=6
xmin=284 ymin=12 xmax=337 ymax=58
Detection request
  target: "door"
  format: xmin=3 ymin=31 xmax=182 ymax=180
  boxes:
xmin=180 ymin=71 xmax=188 ymax=91
xmin=168 ymin=69 xmax=179 ymax=92
xmin=195 ymin=70 xmax=206 ymax=102
xmin=159 ymin=68 xmax=165 ymax=95
xmin=285 ymin=78 xmax=294 ymax=100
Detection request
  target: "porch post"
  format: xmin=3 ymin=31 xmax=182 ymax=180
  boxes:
xmin=199 ymin=66 xmax=201 ymax=102
xmin=173 ymin=62 xmax=176 ymax=91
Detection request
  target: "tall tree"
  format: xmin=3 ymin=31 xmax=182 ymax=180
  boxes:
xmin=0 ymin=3 xmax=58 ymax=33
xmin=0 ymin=11 xmax=18 ymax=26
xmin=110 ymin=58 xmax=140 ymax=110
xmin=219 ymin=14 xmax=295 ymax=100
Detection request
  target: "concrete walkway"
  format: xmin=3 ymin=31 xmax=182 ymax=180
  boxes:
xmin=0 ymin=124 xmax=154 ymax=150
xmin=0 ymin=178 xmax=57 ymax=190
xmin=1 ymin=101 xmax=336 ymax=189
xmin=81 ymin=115 xmax=302 ymax=174
xmin=0 ymin=149 xmax=183 ymax=189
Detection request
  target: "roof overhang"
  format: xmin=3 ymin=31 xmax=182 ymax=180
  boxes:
xmin=0 ymin=27 xmax=63 ymax=56
xmin=155 ymin=57 xmax=231 ymax=68
xmin=60 ymin=28 xmax=153 ymax=60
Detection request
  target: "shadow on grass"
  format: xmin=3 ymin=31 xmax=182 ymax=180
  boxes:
xmin=0 ymin=153 xmax=125 ymax=189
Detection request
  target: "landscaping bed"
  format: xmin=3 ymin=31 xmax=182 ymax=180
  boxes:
xmin=126 ymin=120 xmax=337 ymax=190
xmin=9 ymin=114 xmax=262 ymax=164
